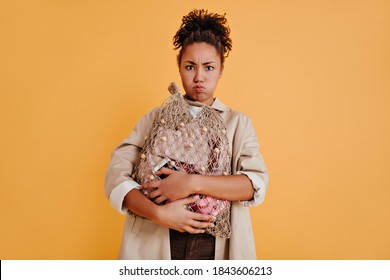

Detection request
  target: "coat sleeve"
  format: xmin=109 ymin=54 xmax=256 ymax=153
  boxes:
xmin=104 ymin=108 xmax=157 ymax=213
xmin=234 ymin=115 xmax=269 ymax=207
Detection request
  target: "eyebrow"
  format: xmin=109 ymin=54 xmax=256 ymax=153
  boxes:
xmin=184 ymin=60 xmax=217 ymax=65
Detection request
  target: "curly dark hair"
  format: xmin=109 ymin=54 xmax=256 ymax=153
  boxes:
xmin=173 ymin=9 xmax=232 ymax=66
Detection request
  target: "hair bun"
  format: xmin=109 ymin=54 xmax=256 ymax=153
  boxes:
xmin=173 ymin=9 xmax=232 ymax=62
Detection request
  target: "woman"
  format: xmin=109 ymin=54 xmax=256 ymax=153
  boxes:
xmin=105 ymin=9 xmax=268 ymax=260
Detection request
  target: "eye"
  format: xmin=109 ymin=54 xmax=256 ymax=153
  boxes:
xmin=185 ymin=65 xmax=194 ymax=70
xmin=205 ymin=66 xmax=214 ymax=71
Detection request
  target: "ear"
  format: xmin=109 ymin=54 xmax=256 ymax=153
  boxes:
xmin=219 ymin=65 xmax=224 ymax=79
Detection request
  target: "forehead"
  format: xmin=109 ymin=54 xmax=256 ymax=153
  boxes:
xmin=181 ymin=43 xmax=221 ymax=62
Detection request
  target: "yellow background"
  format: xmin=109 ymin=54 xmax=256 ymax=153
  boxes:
xmin=1 ymin=0 xmax=389 ymax=259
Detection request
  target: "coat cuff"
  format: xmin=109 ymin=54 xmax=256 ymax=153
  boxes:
xmin=109 ymin=180 xmax=141 ymax=214
xmin=237 ymin=171 xmax=266 ymax=207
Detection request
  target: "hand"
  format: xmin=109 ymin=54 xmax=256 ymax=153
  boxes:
xmin=142 ymin=168 xmax=194 ymax=204
xmin=152 ymin=196 xmax=215 ymax=233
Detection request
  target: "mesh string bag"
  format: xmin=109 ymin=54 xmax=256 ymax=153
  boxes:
xmin=129 ymin=82 xmax=231 ymax=238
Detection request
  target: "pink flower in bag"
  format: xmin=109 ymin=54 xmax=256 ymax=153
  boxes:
xmin=189 ymin=195 xmax=229 ymax=216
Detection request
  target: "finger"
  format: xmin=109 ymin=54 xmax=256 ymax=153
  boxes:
xmin=156 ymin=167 xmax=175 ymax=176
xmin=154 ymin=195 xmax=167 ymax=205
xmin=183 ymin=226 xmax=206 ymax=234
xmin=190 ymin=212 xmax=215 ymax=222
xmin=189 ymin=220 xmax=215 ymax=229
xmin=180 ymin=195 xmax=198 ymax=205
xmin=142 ymin=180 xmax=159 ymax=189
xmin=148 ymin=189 xmax=161 ymax=199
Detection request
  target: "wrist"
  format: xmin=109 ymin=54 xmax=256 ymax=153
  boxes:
xmin=190 ymin=174 xmax=203 ymax=194
xmin=149 ymin=203 xmax=162 ymax=223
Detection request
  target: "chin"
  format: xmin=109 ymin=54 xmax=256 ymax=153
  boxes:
xmin=188 ymin=93 xmax=209 ymax=103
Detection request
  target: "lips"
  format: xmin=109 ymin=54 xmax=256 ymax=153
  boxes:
xmin=193 ymin=85 xmax=205 ymax=92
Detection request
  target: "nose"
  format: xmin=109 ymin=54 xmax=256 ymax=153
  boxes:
xmin=194 ymin=68 xmax=204 ymax=83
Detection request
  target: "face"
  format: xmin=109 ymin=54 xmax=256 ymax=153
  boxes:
xmin=179 ymin=42 xmax=223 ymax=106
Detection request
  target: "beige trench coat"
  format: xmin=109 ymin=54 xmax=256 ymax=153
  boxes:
xmin=105 ymin=97 xmax=268 ymax=259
